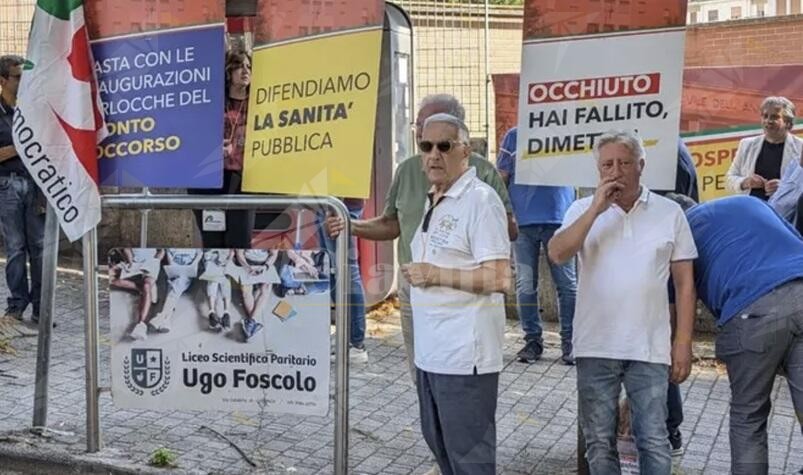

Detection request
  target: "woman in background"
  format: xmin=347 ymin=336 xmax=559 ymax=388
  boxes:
xmin=191 ymin=48 xmax=255 ymax=249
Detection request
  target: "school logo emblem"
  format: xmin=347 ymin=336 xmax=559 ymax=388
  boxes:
xmin=123 ymin=349 xmax=171 ymax=396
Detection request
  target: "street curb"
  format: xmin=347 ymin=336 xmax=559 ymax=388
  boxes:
xmin=0 ymin=441 xmax=196 ymax=474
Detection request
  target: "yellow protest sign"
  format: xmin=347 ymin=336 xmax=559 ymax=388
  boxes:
xmin=685 ymin=133 xmax=742 ymax=203
xmin=243 ymin=29 xmax=382 ymax=198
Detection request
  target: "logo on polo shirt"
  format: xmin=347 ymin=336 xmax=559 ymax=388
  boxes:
xmin=431 ymin=214 xmax=459 ymax=248
xmin=438 ymin=215 xmax=458 ymax=232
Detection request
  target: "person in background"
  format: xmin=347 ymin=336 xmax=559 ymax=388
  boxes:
xmin=726 ymin=96 xmax=802 ymax=201
xmin=190 ymin=48 xmax=255 ymax=249
xmin=768 ymin=147 xmax=803 ymax=231
xmin=496 ymin=126 xmax=577 ymax=365
xmin=316 ymin=198 xmax=369 ymax=363
xmin=0 ymin=54 xmax=45 ymax=324
xmin=653 ymin=138 xmax=701 ymax=456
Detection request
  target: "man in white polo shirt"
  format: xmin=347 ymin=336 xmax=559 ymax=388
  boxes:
xmin=402 ymin=113 xmax=511 ymax=475
xmin=548 ymin=130 xmax=697 ymax=475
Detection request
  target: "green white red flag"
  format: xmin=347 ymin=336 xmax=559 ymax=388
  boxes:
xmin=12 ymin=0 xmax=107 ymax=242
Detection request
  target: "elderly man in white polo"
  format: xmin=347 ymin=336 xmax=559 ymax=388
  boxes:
xmin=548 ymin=130 xmax=697 ymax=475
xmin=402 ymin=113 xmax=511 ymax=475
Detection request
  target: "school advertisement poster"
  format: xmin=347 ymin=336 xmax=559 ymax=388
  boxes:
xmin=109 ymin=248 xmax=331 ymax=416
xmin=516 ymin=1 xmax=687 ymax=188
xmin=242 ymin=0 xmax=384 ymax=198
xmin=85 ymin=0 xmax=225 ymax=188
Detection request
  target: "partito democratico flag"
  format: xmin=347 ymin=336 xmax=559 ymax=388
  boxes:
xmin=12 ymin=0 xmax=107 ymax=242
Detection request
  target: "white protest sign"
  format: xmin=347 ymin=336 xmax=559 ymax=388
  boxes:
xmin=516 ymin=29 xmax=685 ymax=188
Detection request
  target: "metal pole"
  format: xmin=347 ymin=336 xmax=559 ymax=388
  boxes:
xmin=82 ymin=228 xmax=101 ymax=452
xmin=32 ymin=205 xmax=60 ymax=428
xmin=333 ymin=203 xmax=350 ymax=475
xmin=294 ymin=208 xmax=305 ymax=249
xmin=483 ymin=0 xmax=492 ymax=153
xmin=139 ymin=187 xmax=150 ymax=247
xmin=99 ymin=195 xmax=352 ymax=470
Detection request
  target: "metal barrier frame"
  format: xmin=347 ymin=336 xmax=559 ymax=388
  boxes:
xmin=83 ymin=194 xmax=353 ymax=475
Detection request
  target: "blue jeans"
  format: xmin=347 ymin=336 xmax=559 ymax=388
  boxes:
xmin=0 ymin=174 xmax=44 ymax=316
xmin=317 ymin=209 xmax=366 ymax=348
xmin=577 ymin=358 xmax=671 ymax=475
xmin=666 ymin=382 xmax=683 ymax=435
xmin=513 ymin=224 xmax=577 ymax=343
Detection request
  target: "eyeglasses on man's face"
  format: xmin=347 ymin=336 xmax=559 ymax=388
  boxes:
xmin=418 ymin=139 xmax=464 ymax=154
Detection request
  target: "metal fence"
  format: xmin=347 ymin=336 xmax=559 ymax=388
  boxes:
xmin=395 ymin=0 xmax=492 ymax=148
xmin=0 ymin=0 xmax=34 ymax=56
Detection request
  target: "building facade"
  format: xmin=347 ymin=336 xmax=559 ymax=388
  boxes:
xmin=686 ymin=0 xmax=799 ymax=23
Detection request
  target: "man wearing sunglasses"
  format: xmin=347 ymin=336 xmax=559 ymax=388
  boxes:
xmin=325 ymin=94 xmax=514 ymax=382
xmin=402 ymin=112 xmax=511 ymax=475
xmin=326 ymin=95 xmax=513 ymax=475
xmin=0 ymin=55 xmax=45 ymax=325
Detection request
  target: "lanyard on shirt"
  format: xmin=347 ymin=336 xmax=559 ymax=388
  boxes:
xmin=420 ymin=193 xmax=446 ymax=260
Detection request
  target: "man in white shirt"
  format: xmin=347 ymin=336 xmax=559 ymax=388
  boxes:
xmin=402 ymin=113 xmax=511 ymax=475
xmin=548 ymin=130 xmax=697 ymax=475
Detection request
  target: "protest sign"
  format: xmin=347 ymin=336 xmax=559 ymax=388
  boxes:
xmin=516 ymin=1 xmax=687 ymax=188
xmin=242 ymin=0 xmax=384 ymax=198
xmin=86 ymin=0 xmax=225 ymax=187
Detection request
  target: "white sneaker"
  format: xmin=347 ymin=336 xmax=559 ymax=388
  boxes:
xmin=349 ymin=346 xmax=368 ymax=364
xmin=129 ymin=322 xmax=148 ymax=340
xmin=423 ymin=464 xmax=441 ymax=475
xmin=148 ymin=312 xmax=171 ymax=333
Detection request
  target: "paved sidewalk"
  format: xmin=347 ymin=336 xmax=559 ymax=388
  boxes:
xmin=0 ymin=265 xmax=801 ymax=474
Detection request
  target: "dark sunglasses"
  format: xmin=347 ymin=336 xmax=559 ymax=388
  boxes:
xmin=419 ymin=140 xmax=463 ymax=153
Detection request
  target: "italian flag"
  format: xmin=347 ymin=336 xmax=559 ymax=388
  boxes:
xmin=12 ymin=0 xmax=107 ymax=242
